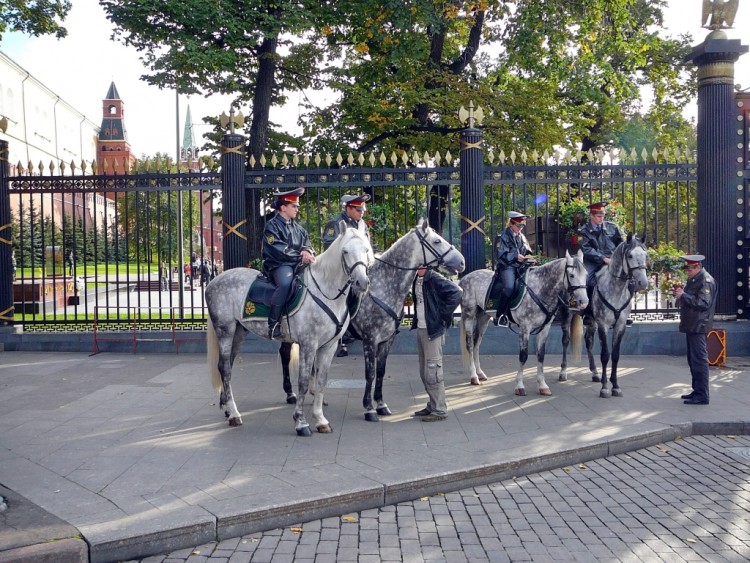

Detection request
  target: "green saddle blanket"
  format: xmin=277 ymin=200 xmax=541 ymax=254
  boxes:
xmin=484 ymin=270 xmax=528 ymax=311
xmin=243 ymin=279 xmax=305 ymax=319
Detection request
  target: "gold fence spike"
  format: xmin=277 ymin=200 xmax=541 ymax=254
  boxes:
xmin=260 ymin=154 xmax=267 ymax=167
xmin=498 ymin=149 xmax=506 ymax=164
xmin=389 ymin=152 xmax=396 ymax=166
xmin=49 ymin=161 xmax=55 ymax=174
xmin=651 ymin=147 xmax=659 ymax=162
xmin=531 ymin=149 xmax=539 ymax=162
xmin=433 ymin=151 xmax=441 ymax=165
xmin=303 ymin=155 xmax=310 ymax=167
xmin=248 ymin=155 xmax=256 ymax=168
xmin=59 ymin=161 xmax=66 ymax=174
xmin=271 ymin=153 xmax=278 ymax=167
xmin=313 ymin=154 xmax=320 ymax=167
xmin=347 ymin=153 xmax=354 ymax=166
xmin=420 ymin=151 xmax=428 ymax=166
xmin=292 ymin=154 xmax=299 ymax=167
xmin=69 ymin=160 xmax=76 ymax=174
xmin=401 ymin=150 xmax=409 ymax=166
xmin=282 ymin=153 xmax=289 ymax=167
xmin=542 ymin=149 xmax=550 ymax=162
xmin=445 ymin=150 xmax=453 ymax=164
xmin=358 ymin=153 xmax=365 ymax=166
xmin=639 ymin=148 xmax=647 ymax=162
xmin=378 ymin=151 xmax=385 ymax=165
xmin=510 ymin=150 xmax=517 ymax=164
xmin=325 ymin=153 xmax=332 ymax=166
xmin=336 ymin=152 xmax=343 ymax=166
xmin=486 ymin=149 xmax=494 ymax=164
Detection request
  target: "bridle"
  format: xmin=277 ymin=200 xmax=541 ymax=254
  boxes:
xmin=616 ymin=243 xmax=648 ymax=283
xmin=375 ymin=227 xmax=457 ymax=272
xmin=564 ymin=256 xmax=587 ymax=303
xmin=594 ymin=241 xmax=646 ymax=322
xmin=308 ymin=238 xmax=370 ymax=301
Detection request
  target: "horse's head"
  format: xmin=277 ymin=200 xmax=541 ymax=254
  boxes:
xmin=340 ymin=225 xmax=373 ymax=296
xmin=565 ymin=249 xmax=589 ymax=310
xmin=619 ymin=233 xmax=649 ymax=292
xmin=415 ymin=218 xmax=466 ymax=276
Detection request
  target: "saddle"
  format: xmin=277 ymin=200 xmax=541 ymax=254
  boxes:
xmin=243 ymin=274 xmax=304 ymax=319
xmin=485 ymin=270 xmax=528 ymax=313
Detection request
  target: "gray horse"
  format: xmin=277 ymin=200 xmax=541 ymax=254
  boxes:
xmin=279 ymin=219 xmax=465 ymax=421
xmin=206 ymin=226 xmax=373 ymax=436
xmin=458 ymin=251 xmax=588 ymax=395
xmin=569 ymin=234 xmax=649 ymax=397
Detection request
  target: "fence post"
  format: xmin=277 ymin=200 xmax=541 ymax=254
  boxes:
xmin=459 ymin=103 xmax=485 ymax=274
xmin=687 ymin=30 xmax=748 ymax=317
xmin=0 ymin=139 xmax=12 ymax=325
xmin=221 ymin=132 xmax=248 ymax=270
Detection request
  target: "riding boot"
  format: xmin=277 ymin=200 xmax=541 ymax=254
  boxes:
xmin=268 ymin=304 xmax=283 ymax=339
xmin=494 ymin=295 xmax=510 ymax=327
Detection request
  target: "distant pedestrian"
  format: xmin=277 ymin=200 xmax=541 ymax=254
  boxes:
xmin=67 ymin=250 xmax=75 ymax=276
xmin=673 ymin=254 xmax=717 ymax=405
xmin=159 ymin=261 xmax=169 ymax=291
xmin=11 ymin=250 xmax=16 ymax=282
xmin=411 ymin=266 xmax=462 ymax=422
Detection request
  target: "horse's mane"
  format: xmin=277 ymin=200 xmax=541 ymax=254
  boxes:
xmin=314 ymin=227 xmax=367 ymax=280
xmin=377 ymin=225 xmax=419 ymax=263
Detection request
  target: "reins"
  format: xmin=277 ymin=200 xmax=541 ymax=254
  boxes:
xmin=596 ymin=241 xmax=645 ymax=323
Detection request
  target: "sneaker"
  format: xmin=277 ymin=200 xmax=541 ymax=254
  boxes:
xmin=413 ymin=408 xmax=432 ymax=416
xmin=422 ymin=413 xmax=448 ymax=422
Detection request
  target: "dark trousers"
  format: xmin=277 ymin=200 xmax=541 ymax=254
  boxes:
xmin=686 ymin=332 xmax=709 ymax=401
xmin=496 ymin=267 xmax=516 ymax=298
xmin=270 ymin=265 xmax=295 ymax=306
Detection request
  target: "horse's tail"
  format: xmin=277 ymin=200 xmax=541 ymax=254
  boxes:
xmin=460 ymin=316 xmax=471 ymax=370
xmin=571 ymin=313 xmax=583 ymax=363
xmin=207 ymin=315 xmax=222 ymax=393
xmin=290 ymin=342 xmax=300 ymax=386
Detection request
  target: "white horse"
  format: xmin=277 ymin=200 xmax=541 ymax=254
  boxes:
xmin=459 ymin=251 xmax=588 ymax=395
xmin=205 ymin=226 xmax=373 ymax=436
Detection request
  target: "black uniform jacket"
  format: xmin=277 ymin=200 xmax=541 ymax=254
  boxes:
xmin=494 ymin=227 xmax=532 ymax=271
xmin=262 ymin=213 xmax=314 ymax=272
xmin=678 ymin=269 xmax=717 ymax=334
xmin=578 ymin=221 xmax=624 ymax=270
xmin=322 ymin=212 xmax=369 ymax=250
xmin=410 ymin=270 xmax=463 ymax=341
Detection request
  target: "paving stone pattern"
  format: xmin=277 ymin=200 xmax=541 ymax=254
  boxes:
xmin=129 ymin=434 xmax=750 ymax=562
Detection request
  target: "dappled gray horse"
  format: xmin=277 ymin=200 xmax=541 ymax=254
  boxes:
xmin=279 ymin=219 xmax=465 ymax=421
xmin=459 ymin=251 xmax=588 ymax=395
xmin=206 ymin=226 xmax=373 ymax=436
xmin=577 ymin=234 xmax=649 ymax=397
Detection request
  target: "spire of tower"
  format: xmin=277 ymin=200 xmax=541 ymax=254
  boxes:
xmin=182 ymin=105 xmax=197 ymax=150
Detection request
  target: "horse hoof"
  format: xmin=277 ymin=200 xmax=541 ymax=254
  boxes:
xmin=364 ymin=412 xmax=380 ymax=422
xmin=477 ymin=373 xmax=488 ymax=382
xmin=599 ymin=389 xmax=611 ymax=398
xmin=297 ymin=425 xmax=313 ymax=437
xmin=286 ymin=394 xmax=297 ymax=405
xmin=376 ymin=406 xmax=392 ymax=416
xmin=612 ymin=388 xmax=623 ymax=397
xmin=539 ymin=388 xmax=552 ymax=396
xmin=470 ymin=377 xmax=481 ymax=386
xmin=228 ymin=417 xmax=242 ymax=427
xmin=558 ymin=374 xmax=568 ymax=382
xmin=317 ymin=424 xmax=333 ymax=433
xmin=591 ymin=375 xmax=601 ymax=383
xmin=514 ymin=388 xmax=526 ymax=397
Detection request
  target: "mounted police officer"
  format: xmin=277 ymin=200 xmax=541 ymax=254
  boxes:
xmin=322 ymin=193 xmax=371 ymax=356
xmin=673 ymin=255 xmax=717 ymax=405
xmin=262 ymin=188 xmax=316 ymax=339
xmin=578 ymin=201 xmax=624 ymax=289
xmin=493 ymin=211 xmax=535 ymax=327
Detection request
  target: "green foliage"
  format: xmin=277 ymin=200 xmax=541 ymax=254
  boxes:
xmin=647 ymin=241 xmax=687 ymax=293
xmin=0 ymin=0 xmax=70 ymax=41
xmin=556 ymin=198 xmax=626 ymax=236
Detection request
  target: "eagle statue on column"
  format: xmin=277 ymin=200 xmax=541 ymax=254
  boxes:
xmin=702 ymin=0 xmax=740 ymax=30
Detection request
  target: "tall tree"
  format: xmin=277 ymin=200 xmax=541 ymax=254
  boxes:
xmin=0 ymin=0 xmax=70 ymax=41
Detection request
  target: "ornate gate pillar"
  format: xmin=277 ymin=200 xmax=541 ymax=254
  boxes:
xmin=221 ymin=131 xmax=248 ymax=270
xmin=459 ymin=103 xmax=485 ymax=275
xmin=687 ymin=30 xmax=748 ymax=317
xmin=0 ymin=139 xmax=11 ymax=325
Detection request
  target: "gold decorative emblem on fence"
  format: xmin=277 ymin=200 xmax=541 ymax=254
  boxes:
xmin=224 ymin=219 xmax=247 ymax=240
xmin=461 ymin=215 xmax=486 ymax=236
xmin=0 ymin=223 xmax=11 ymax=245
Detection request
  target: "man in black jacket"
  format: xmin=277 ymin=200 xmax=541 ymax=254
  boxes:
xmin=493 ymin=211 xmax=534 ymax=327
xmin=262 ymin=188 xmax=316 ymax=339
xmin=411 ymin=266 xmax=463 ymax=422
xmin=673 ymin=255 xmax=717 ymax=405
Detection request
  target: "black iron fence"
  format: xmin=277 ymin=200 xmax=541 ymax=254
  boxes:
xmin=3 ymin=146 xmax=698 ymax=331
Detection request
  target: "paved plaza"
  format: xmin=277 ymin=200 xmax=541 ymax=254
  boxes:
xmin=0 ymin=349 xmax=748 ymax=562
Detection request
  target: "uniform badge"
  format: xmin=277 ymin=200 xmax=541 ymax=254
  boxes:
xmin=704 ymin=288 xmax=710 ymax=294
xmin=266 ymin=235 xmax=274 ymax=244
xmin=326 ymin=227 xmax=335 ymax=237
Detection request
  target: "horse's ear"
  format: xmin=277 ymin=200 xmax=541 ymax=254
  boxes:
xmin=416 ymin=217 xmax=427 ymax=231
xmin=626 ymin=232 xmax=633 ymax=243
xmin=565 ymin=250 xmax=571 ymax=258
xmin=338 ymin=220 xmax=348 ymax=236
xmin=576 ymin=249 xmax=584 ymax=260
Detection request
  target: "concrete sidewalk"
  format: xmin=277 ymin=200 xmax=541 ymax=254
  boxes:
xmin=0 ymin=346 xmax=748 ymax=562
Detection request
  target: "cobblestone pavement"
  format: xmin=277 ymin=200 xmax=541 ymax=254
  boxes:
xmin=130 ymin=434 xmax=750 ymax=563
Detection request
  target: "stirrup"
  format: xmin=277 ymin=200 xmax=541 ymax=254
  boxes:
xmin=269 ymin=323 xmax=282 ymax=339
xmin=495 ymin=314 xmax=509 ymax=327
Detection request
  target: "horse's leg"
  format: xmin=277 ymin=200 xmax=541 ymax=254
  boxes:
xmin=535 ymin=324 xmax=553 ymax=396
xmin=374 ymin=333 xmax=397 ymax=417
xmin=585 ymin=324 xmax=600 ymax=382
xmin=598 ymin=324 xmax=612 ymax=398
xmin=609 ymin=325 xmax=626 ymax=397
xmin=362 ymin=339 xmax=379 ymax=422
xmin=310 ymin=341 xmax=338 ymax=433
xmin=294 ymin=346 xmax=317 ymax=437
xmin=279 ymin=342 xmax=296 ymax=404
xmin=474 ymin=312 xmax=491 ymax=382
xmin=217 ymin=322 xmax=244 ymax=427
xmin=514 ymin=331 xmax=530 ymax=396
xmin=462 ymin=314 xmax=480 ymax=385
xmin=559 ymin=312 xmax=570 ymax=382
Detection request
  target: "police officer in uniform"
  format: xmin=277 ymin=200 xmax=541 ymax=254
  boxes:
xmin=493 ymin=211 xmax=534 ymax=327
xmin=578 ymin=201 xmax=624 ymax=289
xmin=322 ymin=193 xmax=371 ymax=356
xmin=673 ymin=255 xmax=717 ymax=405
xmin=262 ymin=188 xmax=316 ymax=339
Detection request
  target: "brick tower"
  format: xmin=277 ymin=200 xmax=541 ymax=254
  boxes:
xmin=96 ymin=82 xmax=136 ymax=174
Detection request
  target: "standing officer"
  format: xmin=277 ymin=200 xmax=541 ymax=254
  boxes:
xmin=262 ymin=188 xmax=316 ymax=339
xmin=322 ymin=193 xmax=370 ymax=356
xmin=493 ymin=211 xmax=534 ymax=327
xmin=673 ymin=255 xmax=717 ymax=405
